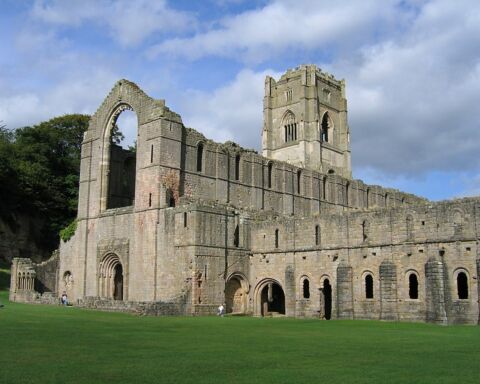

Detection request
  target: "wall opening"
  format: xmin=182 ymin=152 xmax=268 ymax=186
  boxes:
xmin=322 ymin=177 xmax=327 ymax=200
xmin=234 ymin=225 xmax=240 ymax=247
xmin=260 ymin=282 xmax=285 ymax=316
xmin=196 ymin=143 xmax=204 ymax=172
xmin=303 ymin=279 xmax=310 ymax=299
xmin=365 ymin=274 xmax=374 ymax=299
xmin=106 ymin=107 xmax=137 ymax=210
xmin=321 ymin=112 xmax=330 ymax=142
xmin=225 ymin=276 xmax=247 ymax=314
xmin=315 ymin=225 xmax=320 ymax=246
xmin=98 ymin=253 xmax=124 ymax=300
xmin=321 ymin=279 xmax=332 ymax=320
xmin=275 ymin=229 xmax=279 ymax=248
xmin=235 ymin=155 xmax=241 ymax=181
xmin=267 ymin=162 xmax=273 ymax=188
xmin=457 ymin=272 xmax=468 ymax=299
xmin=408 ymin=273 xmax=418 ymax=299
xmin=297 ymin=170 xmax=302 ymax=195
xmin=345 ymin=182 xmax=350 ymax=206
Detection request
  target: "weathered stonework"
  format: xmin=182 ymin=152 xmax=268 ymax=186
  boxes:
xmin=10 ymin=65 xmax=480 ymax=324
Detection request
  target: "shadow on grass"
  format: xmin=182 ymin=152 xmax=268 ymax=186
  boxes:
xmin=0 ymin=259 xmax=11 ymax=291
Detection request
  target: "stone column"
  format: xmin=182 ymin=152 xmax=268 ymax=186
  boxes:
xmin=425 ymin=257 xmax=448 ymax=325
xmin=336 ymin=262 xmax=354 ymax=319
xmin=380 ymin=260 xmax=398 ymax=321
xmin=284 ymin=265 xmax=295 ymax=317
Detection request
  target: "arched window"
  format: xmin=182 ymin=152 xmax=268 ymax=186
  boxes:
xmin=297 ymin=170 xmax=302 ymax=194
xmin=457 ymin=272 xmax=468 ymax=299
xmin=267 ymin=162 xmax=273 ymax=189
xmin=315 ymin=225 xmax=320 ymax=246
xmin=365 ymin=274 xmax=374 ymax=299
xmin=104 ymin=105 xmax=137 ymax=210
xmin=408 ymin=273 xmax=418 ymax=299
xmin=196 ymin=143 xmax=204 ymax=172
xmin=235 ymin=154 xmax=241 ymax=181
xmin=303 ymin=279 xmax=310 ymax=299
xmin=321 ymin=112 xmax=331 ymax=142
xmin=283 ymin=111 xmax=297 ymax=142
xmin=275 ymin=229 xmax=279 ymax=248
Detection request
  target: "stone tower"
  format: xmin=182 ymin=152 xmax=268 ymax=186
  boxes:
xmin=262 ymin=64 xmax=352 ymax=178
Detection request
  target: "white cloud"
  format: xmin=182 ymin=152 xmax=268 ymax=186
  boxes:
xmin=179 ymin=69 xmax=281 ymax=150
xmin=31 ymin=0 xmax=195 ymax=46
xmin=149 ymin=0 xmax=406 ymax=62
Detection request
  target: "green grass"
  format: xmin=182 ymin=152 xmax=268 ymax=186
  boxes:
xmin=1 ymin=266 xmax=479 ymax=384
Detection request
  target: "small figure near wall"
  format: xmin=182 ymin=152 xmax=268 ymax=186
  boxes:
xmin=61 ymin=291 xmax=68 ymax=306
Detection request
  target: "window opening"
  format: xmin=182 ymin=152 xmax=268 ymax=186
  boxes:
xmin=196 ymin=143 xmax=204 ymax=172
xmin=267 ymin=163 xmax=273 ymax=189
xmin=183 ymin=212 xmax=187 ymax=228
xmin=297 ymin=170 xmax=302 ymax=194
xmin=275 ymin=229 xmax=279 ymax=248
xmin=457 ymin=272 xmax=468 ymax=299
xmin=235 ymin=155 xmax=241 ymax=181
xmin=315 ymin=225 xmax=320 ymax=246
xmin=303 ymin=279 xmax=310 ymax=299
xmin=365 ymin=274 xmax=374 ymax=299
xmin=321 ymin=112 xmax=330 ymax=142
xmin=408 ymin=273 xmax=418 ymax=299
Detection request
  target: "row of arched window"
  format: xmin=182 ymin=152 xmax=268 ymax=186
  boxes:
xmin=195 ymin=143 xmax=411 ymax=208
xmin=299 ymin=271 xmax=470 ymax=300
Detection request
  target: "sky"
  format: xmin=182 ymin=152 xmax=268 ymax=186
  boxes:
xmin=1 ymin=0 xmax=479 ymax=201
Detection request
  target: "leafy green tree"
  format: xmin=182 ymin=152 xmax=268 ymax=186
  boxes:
xmin=0 ymin=114 xmax=90 ymax=252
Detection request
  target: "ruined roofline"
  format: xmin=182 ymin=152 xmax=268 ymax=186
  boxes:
xmin=271 ymin=63 xmax=345 ymax=90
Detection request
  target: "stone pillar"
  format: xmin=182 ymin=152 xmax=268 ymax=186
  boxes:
xmin=425 ymin=257 xmax=448 ymax=325
xmin=380 ymin=260 xmax=398 ymax=320
xmin=336 ymin=262 xmax=354 ymax=319
xmin=284 ymin=265 xmax=295 ymax=317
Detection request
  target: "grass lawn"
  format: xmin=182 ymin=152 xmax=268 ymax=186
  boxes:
xmin=1 ymin=265 xmax=479 ymax=384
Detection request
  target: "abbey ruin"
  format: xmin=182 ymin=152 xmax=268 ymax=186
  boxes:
xmin=10 ymin=65 xmax=480 ymax=324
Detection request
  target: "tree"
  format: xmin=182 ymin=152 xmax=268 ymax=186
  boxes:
xmin=0 ymin=114 xmax=90 ymax=252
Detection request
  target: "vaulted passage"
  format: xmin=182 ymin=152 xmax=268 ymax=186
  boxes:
xmin=260 ymin=282 xmax=285 ymax=316
xmin=99 ymin=254 xmax=124 ymax=300
xmin=225 ymin=276 xmax=247 ymax=314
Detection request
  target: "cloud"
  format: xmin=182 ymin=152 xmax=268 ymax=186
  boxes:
xmin=148 ymin=0 xmax=407 ymax=62
xmin=178 ymin=69 xmax=281 ymax=150
xmin=336 ymin=0 xmax=480 ymax=176
xmin=31 ymin=0 xmax=195 ymax=46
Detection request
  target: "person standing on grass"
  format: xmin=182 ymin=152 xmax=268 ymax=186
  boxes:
xmin=217 ymin=303 xmax=224 ymax=316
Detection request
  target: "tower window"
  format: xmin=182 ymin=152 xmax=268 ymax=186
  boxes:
xmin=283 ymin=111 xmax=297 ymax=142
xmin=285 ymin=89 xmax=292 ymax=102
xmin=323 ymin=88 xmax=331 ymax=102
xmin=321 ymin=112 xmax=331 ymax=142
xmin=275 ymin=229 xmax=279 ymax=248
xmin=315 ymin=225 xmax=320 ymax=246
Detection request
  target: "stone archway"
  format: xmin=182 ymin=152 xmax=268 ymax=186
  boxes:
xmin=99 ymin=253 xmax=124 ymax=300
xmin=225 ymin=274 xmax=249 ymax=314
xmin=256 ymin=279 xmax=285 ymax=317
xmin=319 ymin=278 xmax=332 ymax=320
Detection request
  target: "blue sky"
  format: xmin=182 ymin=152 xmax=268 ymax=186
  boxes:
xmin=1 ymin=0 xmax=479 ymax=201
